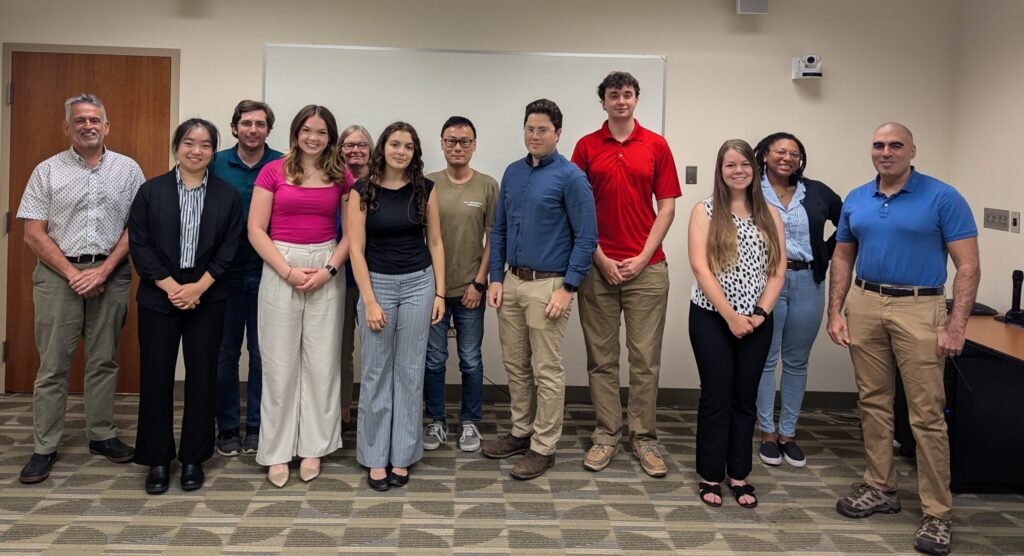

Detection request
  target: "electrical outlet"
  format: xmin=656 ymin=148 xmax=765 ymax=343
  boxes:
xmin=1012 ymin=211 xmax=1021 ymax=233
xmin=984 ymin=208 xmax=1010 ymax=231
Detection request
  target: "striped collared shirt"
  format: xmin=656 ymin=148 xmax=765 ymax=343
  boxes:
xmin=176 ymin=167 xmax=208 ymax=268
xmin=16 ymin=146 xmax=144 ymax=257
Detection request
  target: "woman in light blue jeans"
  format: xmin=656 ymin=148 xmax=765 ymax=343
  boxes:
xmin=753 ymin=132 xmax=842 ymax=468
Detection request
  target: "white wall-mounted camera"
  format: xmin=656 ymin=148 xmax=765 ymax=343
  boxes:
xmin=792 ymin=54 xmax=823 ymax=80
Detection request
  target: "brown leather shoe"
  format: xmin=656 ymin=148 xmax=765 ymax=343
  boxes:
xmin=510 ymin=450 xmax=555 ymax=480
xmin=481 ymin=432 xmax=531 ymax=459
xmin=633 ymin=442 xmax=668 ymax=478
xmin=583 ymin=443 xmax=618 ymax=472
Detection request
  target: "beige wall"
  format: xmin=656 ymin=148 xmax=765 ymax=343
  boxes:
xmin=951 ymin=0 xmax=1024 ymax=314
xmin=1 ymin=0 xmax=977 ymax=392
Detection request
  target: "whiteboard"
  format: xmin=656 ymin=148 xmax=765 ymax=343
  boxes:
xmin=263 ymin=44 xmax=666 ymax=181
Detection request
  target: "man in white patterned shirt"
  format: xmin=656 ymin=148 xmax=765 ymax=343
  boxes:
xmin=16 ymin=94 xmax=145 ymax=484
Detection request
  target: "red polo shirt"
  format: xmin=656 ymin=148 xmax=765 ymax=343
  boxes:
xmin=571 ymin=120 xmax=681 ymax=265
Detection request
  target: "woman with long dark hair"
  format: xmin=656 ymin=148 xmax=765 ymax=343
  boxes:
xmin=348 ymin=121 xmax=445 ymax=491
xmin=687 ymin=139 xmax=785 ymax=508
xmin=249 ymin=105 xmax=351 ymax=487
xmin=129 ymin=118 xmax=243 ymax=494
xmin=752 ymin=132 xmax=842 ymax=469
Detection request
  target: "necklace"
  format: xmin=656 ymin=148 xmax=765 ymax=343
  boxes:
xmin=774 ymin=185 xmax=794 ymax=200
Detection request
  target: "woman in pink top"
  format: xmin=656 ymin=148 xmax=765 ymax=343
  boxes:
xmin=248 ymin=105 xmax=352 ymax=487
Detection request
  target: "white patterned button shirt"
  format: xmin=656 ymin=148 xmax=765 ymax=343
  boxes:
xmin=176 ymin=167 xmax=208 ymax=269
xmin=16 ymin=147 xmax=145 ymax=257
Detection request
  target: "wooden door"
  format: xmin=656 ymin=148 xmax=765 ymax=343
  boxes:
xmin=5 ymin=51 xmax=172 ymax=393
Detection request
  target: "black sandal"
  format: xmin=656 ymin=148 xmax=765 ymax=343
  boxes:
xmin=698 ymin=482 xmax=723 ymax=507
xmin=729 ymin=483 xmax=757 ymax=509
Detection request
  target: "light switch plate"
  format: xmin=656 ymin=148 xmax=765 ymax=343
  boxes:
xmin=984 ymin=208 xmax=1010 ymax=231
xmin=685 ymin=166 xmax=697 ymax=185
xmin=1012 ymin=211 xmax=1021 ymax=233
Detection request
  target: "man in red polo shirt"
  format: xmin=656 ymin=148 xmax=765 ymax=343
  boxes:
xmin=571 ymin=71 xmax=682 ymax=477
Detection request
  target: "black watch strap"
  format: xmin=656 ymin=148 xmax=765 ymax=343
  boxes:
xmin=752 ymin=305 xmax=769 ymax=318
xmin=471 ymin=280 xmax=487 ymax=293
xmin=324 ymin=264 xmax=338 ymax=277
xmin=562 ymin=283 xmax=578 ymax=293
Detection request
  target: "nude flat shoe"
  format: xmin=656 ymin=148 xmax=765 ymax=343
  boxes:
xmin=299 ymin=459 xmax=320 ymax=483
xmin=267 ymin=467 xmax=289 ymax=488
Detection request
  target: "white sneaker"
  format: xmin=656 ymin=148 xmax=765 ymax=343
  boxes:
xmin=423 ymin=421 xmax=447 ymax=451
xmin=458 ymin=422 xmax=481 ymax=452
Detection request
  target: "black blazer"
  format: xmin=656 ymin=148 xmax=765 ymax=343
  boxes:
xmin=800 ymin=178 xmax=844 ymax=284
xmin=128 ymin=169 xmax=243 ymax=313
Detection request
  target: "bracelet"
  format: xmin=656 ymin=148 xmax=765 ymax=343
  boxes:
xmin=284 ymin=267 xmax=294 ymax=281
xmin=435 ymin=293 xmax=445 ymax=299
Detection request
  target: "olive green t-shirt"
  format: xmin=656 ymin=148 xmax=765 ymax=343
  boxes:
xmin=426 ymin=169 xmax=499 ymax=297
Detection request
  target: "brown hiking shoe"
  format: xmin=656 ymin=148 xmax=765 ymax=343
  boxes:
xmin=583 ymin=444 xmax=618 ymax=472
xmin=914 ymin=515 xmax=952 ymax=555
xmin=510 ymin=450 xmax=555 ymax=480
xmin=633 ymin=441 xmax=668 ymax=477
xmin=835 ymin=482 xmax=901 ymax=518
xmin=481 ymin=432 xmax=531 ymax=459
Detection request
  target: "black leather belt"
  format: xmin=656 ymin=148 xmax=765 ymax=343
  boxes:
xmin=509 ymin=266 xmax=564 ymax=281
xmin=855 ymin=278 xmax=943 ymax=297
xmin=787 ymin=260 xmax=812 ymax=271
xmin=67 ymin=254 xmax=108 ymax=264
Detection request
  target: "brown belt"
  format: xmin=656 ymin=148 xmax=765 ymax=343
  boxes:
xmin=855 ymin=278 xmax=943 ymax=297
xmin=509 ymin=266 xmax=564 ymax=281
xmin=786 ymin=260 xmax=812 ymax=271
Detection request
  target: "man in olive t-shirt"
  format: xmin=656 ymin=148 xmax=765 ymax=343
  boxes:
xmin=423 ymin=116 xmax=499 ymax=453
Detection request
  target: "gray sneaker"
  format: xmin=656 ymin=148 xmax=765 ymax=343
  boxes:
xmin=915 ymin=515 xmax=952 ymax=555
xmin=216 ymin=430 xmax=242 ymax=457
xmin=242 ymin=432 xmax=258 ymax=455
xmin=836 ymin=482 xmax=901 ymax=518
xmin=423 ymin=421 xmax=448 ymax=451
xmin=458 ymin=422 xmax=481 ymax=452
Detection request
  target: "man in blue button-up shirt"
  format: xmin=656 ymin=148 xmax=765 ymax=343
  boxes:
xmin=827 ymin=122 xmax=979 ymax=556
xmin=481 ymin=99 xmax=597 ymax=480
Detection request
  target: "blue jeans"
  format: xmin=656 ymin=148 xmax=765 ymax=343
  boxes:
xmin=756 ymin=268 xmax=825 ymax=438
xmin=423 ymin=296 xmax=484 ymax=423
xmin=215 ymin=270 xmax=262 ymax=432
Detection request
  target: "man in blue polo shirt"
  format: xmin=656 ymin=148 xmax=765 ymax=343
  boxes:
xmin=211 ymin=100 xmax=283 ymax=457
xmin=827 ymin=122 xmax=979 ymax=556
xmin=482 ymin=98 xmax=597 ymax=480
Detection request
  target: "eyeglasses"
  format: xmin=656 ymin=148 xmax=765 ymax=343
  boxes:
xmin=524 ymin=127 xmax=554 ymax=137
xmin=238 ymin=121 xmax=268 ymax=130
xmin=341 ymin=142 xmax=369 ymax=151
xmin=443 ymin=138 xmax=475 ymax=148
xmin=772 ymin=149 xmax=802 ymax=160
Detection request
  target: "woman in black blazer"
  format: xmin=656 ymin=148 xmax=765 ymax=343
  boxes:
xmin=128 ymin=119 xmax=243 ymax=494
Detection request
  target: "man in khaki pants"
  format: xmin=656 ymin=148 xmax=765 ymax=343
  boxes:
xmin=482 ymin=99 xmax=597 ymax=480
xmin=571 ymin=71 xmax=681 ymax=477
xmin=17 ymin=94 xmax=144 ymax=484
xmin=827 ymin=122 xmax=979 ymax=556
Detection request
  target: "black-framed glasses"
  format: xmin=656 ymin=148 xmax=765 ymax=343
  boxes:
xmin=443 ymin=138 xmax=475 ymax=148
xmin=342 ymin=142 xmax=369 ymax=151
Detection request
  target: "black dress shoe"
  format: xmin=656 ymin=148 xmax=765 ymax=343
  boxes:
xmin=386 ymin=470 xmax=409 ymax=487
xmin=180 ymin=463 xmax=204 ymax=491
xmin=146 ymin=465 xmax=170 ymax=495
xmin=368 ymin=470 xmax=390 ymax=492
xmin=89 ymin=437 xmax=135 ymax=463
xmin=20 ymin=452 xmax=58 ymax=484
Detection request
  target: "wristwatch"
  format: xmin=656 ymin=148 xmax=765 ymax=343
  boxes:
xmin=752 ymin=305 xmax=769 ymax=318
xmin=471 ymin=280 xmax=487 ymax=293
xmin=562 ymin=283 xmax=578 ymax=293
xmin=323 ymin=264 xmax=338 ymax=277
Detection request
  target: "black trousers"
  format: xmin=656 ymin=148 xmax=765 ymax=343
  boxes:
xmin=689 ymin=302 xmax=774 ymax=483
xmin=134 ymin=300 xmax=225 ymax=466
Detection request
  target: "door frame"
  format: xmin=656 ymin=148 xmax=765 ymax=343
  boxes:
xmin=0 ymin=43 xmax=180 ymax=392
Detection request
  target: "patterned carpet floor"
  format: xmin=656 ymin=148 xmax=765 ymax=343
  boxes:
xmin=0 ymin=393 xmax=1022 ymax=555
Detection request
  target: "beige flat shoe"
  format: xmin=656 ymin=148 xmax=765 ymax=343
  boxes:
xmin=267 ymin=466 xmax=289 ymax=488
xmin=299 ymin=459 xmax=320 ymax=483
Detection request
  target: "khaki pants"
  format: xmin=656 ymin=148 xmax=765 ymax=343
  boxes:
xmin=579 ymin=261 xmax=669 ymax=446
xmin=32 ymin=260 xmax=131 ymax=453
xmin=498 ymin=274 xmax=570 ymax=456
xmin=845 ymin=287 xmax=952 ymax=519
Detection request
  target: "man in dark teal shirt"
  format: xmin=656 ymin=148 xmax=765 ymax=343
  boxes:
xmin=210 ymin=100 xmax=283 ymax=457
xmin=482 ymin=99 xmax=597 ymax=481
